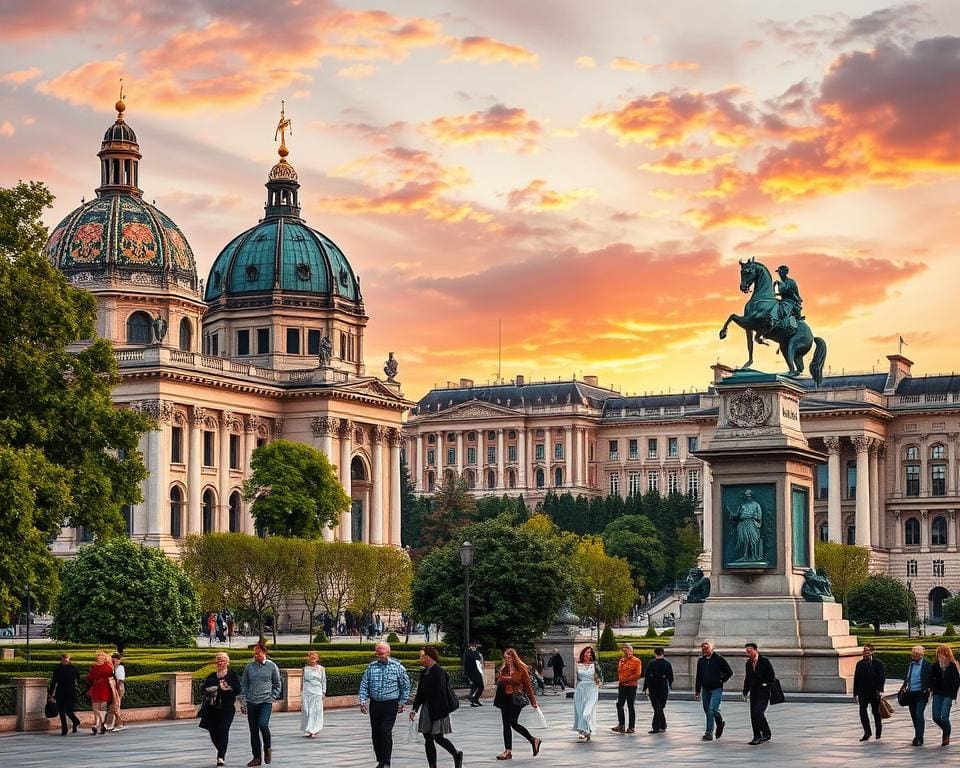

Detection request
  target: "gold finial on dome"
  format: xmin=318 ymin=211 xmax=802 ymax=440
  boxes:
xmin=115 ymin=79 xmax=126 ymax=120
xmin=274 ymin=100 xmax=292 ymax=159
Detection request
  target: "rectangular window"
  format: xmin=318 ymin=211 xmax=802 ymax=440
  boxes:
xmin=487 ymin=446 xmax=496 ymax=465
xmin=427 ymin=449 xmax=435 ymax=466
xmin=467 ymin=447 xmax=476 ymax=466
xmin=667 ymin=470 xmax=679 ymax=494
xmin=907 ymin=559 xmax=918 ymax=577
xmin=847 ymin=463 xmax=857 ymax=499
xmin=608 ymin=472 xmax=620 ymax=497
xmin=628 ymin=439 xmax=638 ymax=460
xmin=589 ymin=443 xmax=594 ymax=461
xmin=668 ymin=437 xmax=679 ymax=458
xmin=170 ymin=426 xmax=183 ymax=464
xmin=535 ymin=444 xmax=545 ymax=461
xmin=627 ymin=471 xmax=642 ymax=496
xmin=210 ymin=333 xmax=219 ymax=356
xmin=256 ymin=328 xmax=270 ymax=354
xmin=687 ymin=470 xmax=701 ymax=497
xmin=307 ymin=329 xmax=322 ymax=356
xmin=447 ymin=448 xmax=456 ymax=466
xmin=236 ymin=329 xmax=250 ymax=356
xmin=554 ymin=442 xmax=564 ymax=460
xmin=648 ymin=470 xmax=660 ymax=492
xmin=609 ymin=439 xmax=619 ymax=461
xmin=647 ymin=438 xmax=658 ymax=459
xmin=202 ymin=431 xmax=215 ymax=467
xmin=286 ymin=328 xmax=300 ymax=354
xmin=934 ymin=559 xmax=946 ymax=578
xmin=932 ymin=465 xmax=947 ymax=496
xmin=816 ymin=464 xmax=829 ymax=500
xmin=905 ymin=464 xmax=920 ymax=496
xmin=688 ymin=436 xmax=699 ymax=453
xmin=229 ymin=434 xmax=240 ymax=470
xmin=508 ymin=445 xmax=517 ymax=463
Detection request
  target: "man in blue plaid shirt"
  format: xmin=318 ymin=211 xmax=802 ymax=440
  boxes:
xmin=359 ymin=642 xmax=412 ymax=768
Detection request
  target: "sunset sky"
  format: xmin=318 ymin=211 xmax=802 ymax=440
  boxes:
xmin=2 ymin=1 xmax=959 ymax=399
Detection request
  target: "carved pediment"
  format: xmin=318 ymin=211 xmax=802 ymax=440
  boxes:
xmin=433 ymin=400 xmax=519 ymax=421
xmin=339 ymin=378 xmax=407 ymax=402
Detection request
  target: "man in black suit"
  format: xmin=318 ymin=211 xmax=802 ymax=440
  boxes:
xmin=462 ymin=641 xmax=484 ymax=706
xmin=903 ymin=644 xmax=933 ymax=746
xmin=642 ymin=647 xmax=674 ymax=733
xmin=548 ymin=648 xmax=566 ymax=691
xmin=48 ymin=653 xmax=81 ymax=735
xmin=742 ymin=642 xmax=776 ymax=745
xmin=853 ymin=644 xmax=886 ymax=741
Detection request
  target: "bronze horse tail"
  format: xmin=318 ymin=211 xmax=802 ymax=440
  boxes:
xmin=810 ymin=337 xmax=827 ymax=388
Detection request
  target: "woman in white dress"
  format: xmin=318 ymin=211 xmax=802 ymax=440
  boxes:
xmin=301 ymin=650 xmax=327 ymax=737
xmin=572 ymin=646 xmax=602 ymax=741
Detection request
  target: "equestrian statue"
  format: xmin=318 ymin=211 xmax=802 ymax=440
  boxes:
xmin=719 ymin=259 xmax=827 ymax=386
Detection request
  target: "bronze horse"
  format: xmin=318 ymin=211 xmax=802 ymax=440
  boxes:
xmin=719 ymin=258 xmax=827 ymax=386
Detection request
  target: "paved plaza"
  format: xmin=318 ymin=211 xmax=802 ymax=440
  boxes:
xmin=0 ymin=692 xmax=945 ymax=768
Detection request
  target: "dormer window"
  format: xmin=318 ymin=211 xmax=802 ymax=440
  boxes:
xmin=245 ymin=265 xmax=259 ymax=281
xmin=339 ymin=267 xmax=349 ymax=287
xmin=296 ymin=263 xmax=311 ymax=281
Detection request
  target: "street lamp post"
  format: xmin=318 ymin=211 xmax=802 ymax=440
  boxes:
xmin=594 ymin=589 xmax=603 ymax=645
xmin=24 ymin=584 xmax=31 ymax=668
xmin=459 ymin=541 xmax=474 ymax=650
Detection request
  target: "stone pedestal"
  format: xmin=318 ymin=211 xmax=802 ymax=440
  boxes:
xmin=671 ymin=372 xmax=859 ymax=692
xmin=281 ymin=668 xmax=302 ymax=712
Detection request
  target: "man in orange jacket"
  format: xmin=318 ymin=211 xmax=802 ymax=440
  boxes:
xmin=611 ymin=643 xmax=642 ymax=733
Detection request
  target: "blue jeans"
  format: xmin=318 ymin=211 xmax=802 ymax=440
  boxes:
xmin=246 ymin=701 xmax=273 ymax=759
xmin=701 ymin=688 xmax=723 ymax=735
xmin=933 ymin=694 xmax=953 ymax=737
xmin=908 ymin=692 xmax=928 ymax=741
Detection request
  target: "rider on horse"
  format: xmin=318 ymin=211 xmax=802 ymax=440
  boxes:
xmin=756 ymin=265 xmax=804 ymax=344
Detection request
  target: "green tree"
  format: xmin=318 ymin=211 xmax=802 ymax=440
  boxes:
xmin=847 ymin=575 xmax=912 ymax=634
xmin=599 ymin=624 xmax=617 ymax=651
xmin=602 ymin=515 xmax=666 ymax=592
xmin=243 ymin=440 xmax=349 ymax=538
xmin=570 ymin=537 xmax=638 ymax=623
xmin=814 ymin=541 xmax=870 ymax=610
xmin=420 ymin=473 xmax=476 ymax=548
xmin=399 ymin=458 xmax=423 ymax=548
xmin=351 ymin=545 xmax=413 ymax=622
xmin=943 ymin=596 xmax=960 ymax=627
xmin=51 ymin=538 xmax=198 ymax=653
xmin=0 ymin=182 xmax=152 ymax=623
xmin=411 ymin=517 xmax=571 ymax=650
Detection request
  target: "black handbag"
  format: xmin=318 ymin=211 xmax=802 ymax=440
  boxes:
xmin=769 ymin=679 xmax=785 ymax=705
xmin=897 ymin=687 xmax=910 ymax=707
xmin=512 ymin=690 xmax=530 ymax=708
xmin=445 ymin=678 xmax=460 ymax=713
xmin=45 ymin=699 xmax=59 ymax=718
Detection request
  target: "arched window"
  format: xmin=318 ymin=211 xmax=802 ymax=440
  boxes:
xmin=905 ymin=445 xmax=919 ymax=461
xmin=846 ymin=523 xmax=856 ymax=545
xmin=202 ymin=489 xmax=216 ymax=534
xmin=170 ymin=488 xmax=183 ymax=538
xmin=179 ymin=318 xmax=193 ymax=352
xmin=931 ymin=444 xmax=945 ymax=460
xmin=817 ymin=520 xmax=829 ymax=542
xmin=507 ymin=469 xmax=516 ymax=489
xmin=932 ymin=515 xmax=948 ymax=546
xmin=126 ymin=311 xmax=152 ymax=344
xmin=465 ymin=470 xmax=475 ymax=489
xmin=486 ymin=470 xmax=496 ymax=489
xmin=554 ymin=467 xmax=563 ymax=487
xmin=904 ymin=517 xmax=920 ymax=546
xmin=228 ymin=491 xmax=242 ymax=533
xmin=426 ymin=471 xmax=435 ymax=492
xmin=351 ymin=456 xmax=368 ymax=482
xmin=535 ymin=468 xmax=545 ymax=489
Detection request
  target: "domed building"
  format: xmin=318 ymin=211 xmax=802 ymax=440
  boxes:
xmin=48 ymin=101 xmax=411 ymax=557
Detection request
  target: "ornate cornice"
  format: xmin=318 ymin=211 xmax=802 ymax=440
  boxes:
xmin=135 ymin=399 xmax=174 ymax=424
xmin=823 ymin=436 xmax=841 ymax=454
xmin=371 ymin=425 xmax=388 ymax=444
xmin=192 ymin=406 xmax=207 ymax=426
xmin=245 ymin=414 xmax=263 ymax=433
xmin=310 ymin=416 xmax=337 ymax=437
xmin=337 ymin=418 xmax=352 ymax=439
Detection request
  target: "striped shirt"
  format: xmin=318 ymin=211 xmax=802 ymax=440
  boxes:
xmin=359 ymin=658 xmax=411 ymax=704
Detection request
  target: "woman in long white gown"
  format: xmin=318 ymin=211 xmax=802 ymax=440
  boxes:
xmin=572 ymin=646 xmax=602 ymax=741
xmin=301 ymin=650 xmax=327 ymax=737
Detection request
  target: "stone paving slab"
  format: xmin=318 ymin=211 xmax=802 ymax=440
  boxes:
xmin=0 ymin=691 xmax=941 ymax=767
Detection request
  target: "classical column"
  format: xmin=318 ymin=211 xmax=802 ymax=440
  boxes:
xmin=414 ymin=433 xmax=424 ymax=492
xmin=477 ymin=431 xmax=485 ymax=487
xmin=893 ymin=436 xmax=903 ymax=497
xmin=920 ymin=509 xmax=930 ymax=551
xmin=517 ymin=427 xmax=526 ymax=488
xmin=525 ymin=429 xmax=534 ymax=490
xmin=370 ymin=426 xmax=385 ymax=545
xmin=920 ymin=436 xmax=929 ymax=496
xmin=580 ymin=429 xmax=588 ymax=486
xmin=389 ymin=429 xmax=403 ymax=546
xmin=338 ymin=419 xmax=353 ymax=541
xmin=141 ymin=400 xmax=173 ymax=540
xmin=311 ymin=417 xmax=337 ymax=541
xmin=824 ymin=437 xmax=842 ymax=543
xmin=188 ymin=406 xmax=205 ymax=535
xmin=564 ymin=426 xmax=573 ymax=488
xmin=243 ymin=415 xmax=261 ymax=533
xmin=455 ymin=431 xmax=464 ymax=478
xmin=852 ymin=436 xmax=872 ymax=547
xmin=869 ymin=440 xmax=881 ymax=547
xmin=949 ymin=509 xmax=957 ymax=551
xmin=893 ymin=511 xmax=903 ymax=548
xmin=496 ymin=428 xmax=505 ymax=489
xmin=218 ymin=411 xmax=232 ymax=532
xmin=702 ymin=462 xmax=713 ymax=556
xmin=949 ymin=434 xmax=959 ymax=495
xmin=878 ymin=442 xmax=888 ymax=548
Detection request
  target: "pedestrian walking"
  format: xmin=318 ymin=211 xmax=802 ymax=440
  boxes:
xmin=931 ymin=644 xmax=960 ymax=746
xmin=86 ymin=651 xmax=115 ymax=735
xmin=359 ymin=641 xmax=412 ymax=768
xmin=548 ymin=648 xmax=566 ymax=691
xmin=900 ymin=644 xmax=933 ymax=746
xmin=240 ymin=643 xmax=282 ymax=766
xmin=410 ymin=646 xmax=463 ymax=768
xmin=463 ymin=640 xmax=485 ymax=706
xmin=105 ymin=653 xmax=126 ymax=731
xmin=301 ymin=650 xmax=327 ymax=737
xmin=742 ymin=643 xmax=776 ymax=745
xmin=611 ymin=643 xmax=641 ymax=734
xmin=573 ymin=646 xmax=603 ymax=741
xmin=694 ymin=640 xmax=732 ymax=741
xmin=853 ymin=644 xmax=885 ymax=741
xmin=493 ymin=648 xmax=542 ymax=760
xmin=642 ymin=647 xmax=673 ymax=733
xmin=48 ymin=653 xmax=81 ymax=735
xmin=208 ymin=614 xmax=216 ymax=645
xmin=199 ymin=651 xmax=242 ymax=767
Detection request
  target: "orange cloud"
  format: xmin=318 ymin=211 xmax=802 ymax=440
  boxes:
xmin=422 ymin=104 xmax=542 ymax=151
xmin=640 ymin=152 xmax=734 ymax=175
xmin=337 ymin=63 xmax=379 ymax=79
xmin=582 ymin=88 xmax=755 ymax=148
xmin=0 ymin=121 xmax=14 ymax=137
xmin=683 ymin=203 xmax=767 ymax=231
xmin=445 ymin=36 xmax=538 ymax=67
xmin=575 ymin=56 xmax=596 ymax=69
xmin=610 ymin=57 xmax=655 ymax=72
xmin=1 ymin=67 xmax=41 ymax=85
xmin=506 ymin=179 xmax=598 ymax=213
xmin=669 ymin=60 xmax=700 ymax=71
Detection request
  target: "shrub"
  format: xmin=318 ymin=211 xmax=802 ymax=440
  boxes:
xmin=599 ymin=625 xmax=617 ymax=651
xmin=312 ymin=630 xmax=330 ymax=644
xmin=386 ymin=632 xmax=400 ymax=644
xmin=645 ymin=623 xmax=658 ymax=638
xmin=945 ymin=623 xmax=956 ymax=637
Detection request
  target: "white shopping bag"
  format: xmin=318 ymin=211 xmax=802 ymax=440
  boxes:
xmin=406 ymin=716 xmax=419 ymax=744
xmin=535 ymin=707 xmax=548 ymax=728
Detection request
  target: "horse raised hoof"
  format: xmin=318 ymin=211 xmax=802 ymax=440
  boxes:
xmin=719 ymin=328 xmax=728 ymax=340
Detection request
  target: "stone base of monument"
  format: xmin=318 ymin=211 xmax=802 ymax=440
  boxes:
xmin=669 ymin=597 xmax=861 ymax=693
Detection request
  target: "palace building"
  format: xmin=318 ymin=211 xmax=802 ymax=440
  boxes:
xmin=46 ymin=99 xmax=411 ymax=557
xmin=406 ymin=357 xmax=960 ymax=623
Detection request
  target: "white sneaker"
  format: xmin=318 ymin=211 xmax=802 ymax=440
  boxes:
xmin=114 ymin=725 xmax=125 ymax=732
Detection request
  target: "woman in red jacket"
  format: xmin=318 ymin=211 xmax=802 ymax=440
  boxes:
xmin=493 ymin=648 xmax=541 ymax=760
xmin=86 ymin=651 xmax=115 ymax=735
